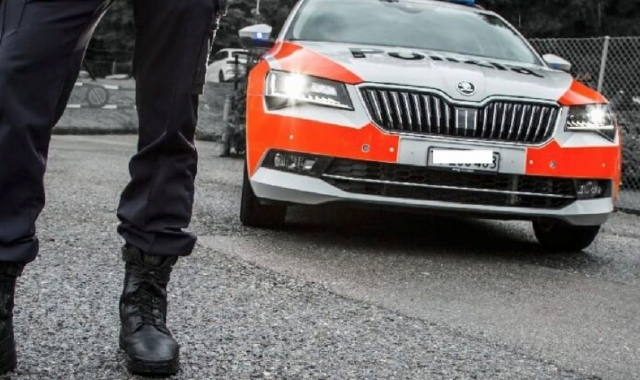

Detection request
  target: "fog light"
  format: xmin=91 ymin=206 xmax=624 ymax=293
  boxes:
xmin=576 ymin=180 xmax=604 ymax=199
xmin=273 ymin=152 xmax=318 ymax=173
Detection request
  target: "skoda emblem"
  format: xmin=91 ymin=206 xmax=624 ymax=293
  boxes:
xmin=457 ymin=81 xmax=476 ymax=96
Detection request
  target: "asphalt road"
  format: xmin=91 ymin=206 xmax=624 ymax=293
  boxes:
xmin=5 ymin=135 xmax=639 ymax=380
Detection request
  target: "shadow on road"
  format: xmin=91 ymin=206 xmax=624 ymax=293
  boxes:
xmin=275 ymin=203 xmax=609 ymax=271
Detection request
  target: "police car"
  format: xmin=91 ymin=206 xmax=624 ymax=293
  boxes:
xmin=240 ymin=0 xmax=623 ymax=252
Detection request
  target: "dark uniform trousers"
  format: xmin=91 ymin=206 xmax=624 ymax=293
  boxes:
xmin=0 ymin=0 xmax=221 ymax=264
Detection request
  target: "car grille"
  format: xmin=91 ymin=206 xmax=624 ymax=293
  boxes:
xmin=322 ymin=159 xmax=578 ymax=209
xmin=359 ymin=86 xmax=561 ymax=144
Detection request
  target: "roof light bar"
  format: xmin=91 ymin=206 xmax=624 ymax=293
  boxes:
xmin=445 ymin=0 xmax=475 ymax=4
xmin=439 ymin=0 xmax=479 ymax=7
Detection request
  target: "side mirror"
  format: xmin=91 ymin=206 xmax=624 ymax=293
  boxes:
xmin=239 ymin=23 xmax=274 ymax=48
xmin=542 ymin=54 xmax=572 ymax=73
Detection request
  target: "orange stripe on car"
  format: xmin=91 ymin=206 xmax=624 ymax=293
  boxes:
xmin=525 ymin=139 xmax=621 ymax=181
xmin=266 ymin=42 xmax=363 ymax=84
xmin=246 ymin=106 xmax=400 ymax=176
xmin=558 ymin=80 xmax=608 ymax=105
xmin=245 ymin=52 xmax=386 ymax=176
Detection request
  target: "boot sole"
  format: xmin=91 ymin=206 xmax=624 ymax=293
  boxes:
xmin=0 ymin=341 xmax=17 ymax=375
xmin=119 ymin=334 xmax=179 ymax=377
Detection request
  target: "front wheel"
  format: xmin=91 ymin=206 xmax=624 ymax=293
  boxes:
xmin=240 ymin=161 xmax=287 ymax=228
xmin=532 ymin=219 xmax=601 ymax=252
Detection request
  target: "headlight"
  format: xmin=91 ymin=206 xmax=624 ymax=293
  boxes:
xmin=565 ymin=104 xmax=617 ymax=141
xmin=264 ymin=70 xmax=353 ymax=110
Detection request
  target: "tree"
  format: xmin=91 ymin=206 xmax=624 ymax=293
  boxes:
xmin=212 ymin=0 xmax=298 ymax=53
xmin=479 ymin=0 xmax=640 ymax=37
xmin=86 ymin=2 xmax=135 ymax=77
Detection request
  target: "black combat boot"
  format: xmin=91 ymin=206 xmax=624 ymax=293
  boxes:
xmin=119 ymin=245 xmax=180 ymax=376
xmin=0 ymin=263 xmax=24 ymax=375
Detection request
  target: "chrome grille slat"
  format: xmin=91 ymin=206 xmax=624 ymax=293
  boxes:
xmin=542 ymin=108 xmax=557 ymax=140
xmin=534 ymin=107 xmax=548 ymax=140
xmin=434 ymin=97 xmax=441 ymax=133
xmin=516 ymin=105 xmax=529 ymax=140
xmin=390 ymin=91 xmax=403 ymax=130
xmin=380 ymin=90 xmax=394 ymax=128
xmin=444 ymin=104 xmax=451 ymax=135
xmin=360 ymin=87 xmax=559 ymax=144
xmin=401 ymin=92 xmax=413 ymax=131
xmin=491 ymin=103 xmax=498 ymax=139
xmin=473 ymin=109 xmax=478 ymax=138
xmin=482 ymin=107 xmax=488 ymax=137
xmin=423 ymin=95 xmax=432 ymax=133
xmin=367 ymin=90 xmax=384 ymax=122
xmin=507 ymin=103 xmax=519 ymax=140
xmin=411 ymin=93 xmax=422 ymax=132
xmin=499 ymin=103 xmax=508 ymax=138
xmin=524 ymin=105 xmax=538 ymax=140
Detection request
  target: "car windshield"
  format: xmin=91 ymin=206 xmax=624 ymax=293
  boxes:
xmin=284 ymin=0 xmax=541 ymax=65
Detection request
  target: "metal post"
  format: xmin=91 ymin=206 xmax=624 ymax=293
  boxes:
xmin=234 ymin=54 xmax=239 ymax=90
xmin=221 ymin=95 xmax=233 ymax=156
xmin=597 ymin=36 xmax=610 ymax=93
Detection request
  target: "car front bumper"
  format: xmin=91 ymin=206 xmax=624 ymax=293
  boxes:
xmin=250 ymin=165 xmax=614 ymax=226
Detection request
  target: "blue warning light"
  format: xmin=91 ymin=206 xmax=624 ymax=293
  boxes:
xmin=444 ymin=0 xmax=476 ymax=5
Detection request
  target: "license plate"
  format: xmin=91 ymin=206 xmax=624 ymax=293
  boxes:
xmin=427 ymin=148 xmax=500 ymax=173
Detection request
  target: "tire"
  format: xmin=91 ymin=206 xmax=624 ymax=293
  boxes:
xmin=233 ymin=129 xmax=246 ymax=155
xmin=240 ymin=161 xmax=287 ymax=228
xmin=532 ymin=218 xmax=601 ymax=252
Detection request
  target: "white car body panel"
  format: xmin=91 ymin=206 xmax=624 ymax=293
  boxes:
xmin=290 ymin=41 xmax=574 ymax=103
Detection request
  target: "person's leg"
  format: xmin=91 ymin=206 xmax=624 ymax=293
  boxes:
xmin=117 ymin=0 xmax=222 ymax=376
xmin=0 ymin=0 xmax=114 ymax=374
xmin=116 ymin=1 xmax=221 ymax=257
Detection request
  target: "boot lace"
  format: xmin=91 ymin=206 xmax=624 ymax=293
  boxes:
xmin=0 ymin=279 xmax=14 ymax=332
xmin=124 ymin=265 xmax=170 ymax=331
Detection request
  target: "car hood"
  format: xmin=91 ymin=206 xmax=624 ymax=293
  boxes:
xmin=270 ymin=41 xmax=577 ymax=103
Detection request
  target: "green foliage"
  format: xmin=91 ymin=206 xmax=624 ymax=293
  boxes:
xmin=213 ymin=0 xmax=298 ymax=52
xmin=88 ymin=2 xmax=135 ymax=57
xmin=478 ymin=0 xmax=640 ymax=37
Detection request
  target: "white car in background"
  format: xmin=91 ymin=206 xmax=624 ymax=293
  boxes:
xmin=206 ymin=48 xmax=249 ymax=83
